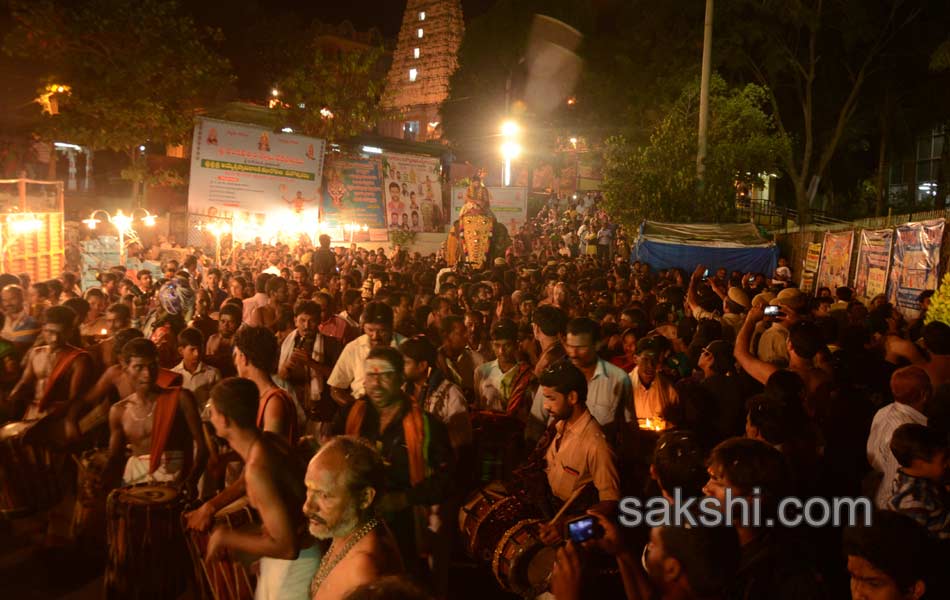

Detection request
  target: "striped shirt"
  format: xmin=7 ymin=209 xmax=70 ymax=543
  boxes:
xmin=867 ymin=402 xmax=928 ymax=508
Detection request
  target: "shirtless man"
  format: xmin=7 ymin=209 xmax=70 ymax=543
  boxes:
xmin=7 ymin=306 xmax=92 ymax=442
xmin=91 ymin=303 xmax=133 ymax=370
xmin=870 ymin=303 xmax=925 ymax=366
xmin=205 ymin=377 xmax=320 ymax=600
xmin=186 ymin=325 xmax=297 ymax=530
xmin=250 ymin=276 xmax=288 ymax=329
xmin=304 ymin=436 xmax=403 ymax=599
xmin=735 ymin=307 xmax=833 ymax=415
xmin=921 ymin=321 xmax=950 ymax=388
xmin=104 ymin=338 xmax=206 ymax=493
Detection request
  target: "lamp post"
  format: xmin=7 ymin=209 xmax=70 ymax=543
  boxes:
xmin=500 ymin=120 xmax=522 ymax=187
xmin=83 ymin=208 xmax=156 ymax=265
xmin=202 ymin=222 xmax=226 ymax=265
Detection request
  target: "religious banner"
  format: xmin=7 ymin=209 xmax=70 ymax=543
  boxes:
xmin=799 ymin=242 xmax=822 ymax=293
xmin=853 ymin=228 xmax=894 ymax=302
xmin=815 ymin=231 xmax=854 ymax=293
xmin=381 ymin=153 xmax=444 ymax=232
xmin=320 ymin=155 xmax=386 ymax=229
xmin=451 ymin=186 xmax=528 ymax=233
xmin=888 ymin=219 xmax=945 ymax=319
xmin=187 ymin=117 xmax=325 ymax=242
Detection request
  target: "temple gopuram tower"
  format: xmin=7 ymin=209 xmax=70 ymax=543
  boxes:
xmin=379 ymin=1 xmax=464 ymax=142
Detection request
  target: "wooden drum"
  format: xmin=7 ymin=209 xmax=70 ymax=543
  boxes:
xmin=0 ymin=420 xmax=65 ymax=517
xmin=184 ymin=497 xmax=260 ymax=600
xmin=104 ymin=483 xmax=189 ymax=600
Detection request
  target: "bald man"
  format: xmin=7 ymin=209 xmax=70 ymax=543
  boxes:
xmin=304 ymin=436 xmax=403 ymax=599
xmin=867 ymin=365 xmax=931 ymax=508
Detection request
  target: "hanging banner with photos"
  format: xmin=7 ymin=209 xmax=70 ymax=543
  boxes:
xmin=815 ymin=231 xmax=854 ymax=293
xmin=853 ymin=228 xmax=894 ymax=302
xmin=888 ymin=219 xmax=944 ymax=319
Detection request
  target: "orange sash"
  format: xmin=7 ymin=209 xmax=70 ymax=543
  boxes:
xmin=345 ymin=399 xmax=428 ymax=486
xmin=149 ymin=387 xmax=183 ymax=474
xmin=37 ymin=346 xmax=87 ymax=412
xmin=257 ymin=387 xmax=298 ymax=444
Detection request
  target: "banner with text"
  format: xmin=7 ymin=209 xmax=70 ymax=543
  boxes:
xmin=815 ymin=231 xmax=854 ymax=293
xmin=321 ymin=155 xmax=386 ymax=230
xmin=188 ymin=118 xmax=326 ymax=243
xmin=800 ymin=242 xmax=823 ymax=293
xmin=888 ymin=219 xmax=945 ymax=319
xmin=451 ymin=186 xmax=528 ymax=233
xmin=381 ymin=153 xmax=444 ymax=232
xmin=853 ymin=228 xmax=894 ymax=302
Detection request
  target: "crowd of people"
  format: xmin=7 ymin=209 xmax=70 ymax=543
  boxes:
xmin=0 ymin=191 xmax=948 ymax=600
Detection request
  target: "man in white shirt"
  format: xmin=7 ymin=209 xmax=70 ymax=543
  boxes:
xmin=531 ymin=317 xmax=633 ymax=440
xmin=473 ymin=319 xmax=536 ymax=417
xmin=170 ymin=327 xmax=221 ymax=415
xmin=277 ymin=300 xmax=333 ymax=422
xmin=629 ymin=336 xmax=678 ymax=424
xmin=327 ymin=302 xmax=405 ymax=405
xmin=401 ymin=336 xmax=471 ymax=451
xmin=867 ymin=365 xmax=931 ymax=508
xmin=242 ymin=273 xmax=271 ymax=324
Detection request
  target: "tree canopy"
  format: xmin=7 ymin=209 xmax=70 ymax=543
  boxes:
xmin=276 ymin=45 xmax=386 ymax=143
xmin=602 ymin=76 xmax=786 ymax=226
xmin=5 ymin=0 xmax=233 ymax=158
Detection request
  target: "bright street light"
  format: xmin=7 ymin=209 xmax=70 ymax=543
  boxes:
xmin=501 ymin=120 xmax=520 ymax=137
xmin=501 ymin=140 xmax=522 ymax=160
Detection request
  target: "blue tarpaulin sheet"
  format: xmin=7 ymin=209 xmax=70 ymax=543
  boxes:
xmin=633 ymin=221 xmax=778 ymax=275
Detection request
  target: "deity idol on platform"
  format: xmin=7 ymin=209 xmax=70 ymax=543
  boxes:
xmin=446 ymin=172 xmax=511 ymax=270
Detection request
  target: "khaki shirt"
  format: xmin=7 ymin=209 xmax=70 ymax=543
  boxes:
xmin=545 ymin=410 xmax=620 ymax=503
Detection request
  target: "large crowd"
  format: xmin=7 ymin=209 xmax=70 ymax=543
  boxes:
xmin=1 ymin=191 xmax=948 ymax=600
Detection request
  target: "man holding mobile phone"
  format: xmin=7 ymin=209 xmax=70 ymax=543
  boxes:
xmin=537 ymin=359 xmax=621 ymax=545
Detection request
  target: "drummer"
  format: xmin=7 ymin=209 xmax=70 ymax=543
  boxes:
xmin=7 ymin=305 xmax=92 ymax=442
xmin=535 ymin=359 xmax=620 ymax=545
xmin=204 ymin=377 xmax=320 ymax=599
xmin=104 ymin=338 xmax=207 ymax=494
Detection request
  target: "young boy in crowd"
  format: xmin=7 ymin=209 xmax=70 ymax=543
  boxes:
xmin=887 ymin=423 xmax=950 ymax=539
xmin=171 ymin=327 xmax=221 ymax=415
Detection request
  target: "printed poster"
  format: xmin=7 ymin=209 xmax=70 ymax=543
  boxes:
xmin=451 ymin=186 xmax=528 ymax=233
xmin=800 ymin=242 xmax=822 ymax=293
xmin=815 ymin=230 xmax=854 ymax=293
xmin=321 ymin=156 xmax=386 ymax=229
xmin=804 ymin=243 xmax=822 ymax=273
xmin=888 ymin=219 xmax=945 ymax=319
xmin=853 ymin=228 xmax=894 ymax=302
xmin=381 ymin=153 xmax=444 ymax=232
xmin=187 ymin=117 xmax=326 ymax=242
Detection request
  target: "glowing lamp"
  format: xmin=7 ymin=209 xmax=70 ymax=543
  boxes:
xmin=500 ymin=120 xmax=519 ymax=137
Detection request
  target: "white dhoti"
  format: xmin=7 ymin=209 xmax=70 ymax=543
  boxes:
xmin=122 ymin=452 xmax=185 ymax=486
xmin=256 ymin=543 xmax=321 ymax=600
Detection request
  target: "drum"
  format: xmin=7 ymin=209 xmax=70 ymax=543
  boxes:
xmin=0 ymin=420 xmax=64 ymax=517
xmin=184 ymin=497 xmax=260 ymax=600
xmin=492 ymin=518 xmax=557 ymax=597
xmin=458 ymin=482 xmax=539 ymax=562
xmin=71 ymin=448 xmax=110 ymax=540
xmin=104 ymin=483 xmax=189 ymax=600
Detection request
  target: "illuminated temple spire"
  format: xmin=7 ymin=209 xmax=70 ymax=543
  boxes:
xmin=379 ymin=1 xmax=464 ymax=142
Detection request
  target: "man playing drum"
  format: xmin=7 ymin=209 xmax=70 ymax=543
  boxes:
xmin=7 ymin=305 xmax=93 ymax=442
xmin=205 ymin=377 xmax=320 ymax=600
xmin=104 ymin=338 xmax=206 ymax=493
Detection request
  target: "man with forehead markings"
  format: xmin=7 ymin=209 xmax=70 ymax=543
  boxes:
xmin=304 ymin=436 xmax=403 ymax=599
xmin=331 ymin=346 xmax=453 ymax=583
